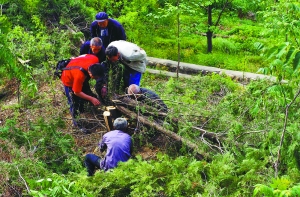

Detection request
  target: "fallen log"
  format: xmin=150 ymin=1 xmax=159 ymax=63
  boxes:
xmin=116 ymin=105 xmax=208 ymax=159
xmin=103 ymin=111 xmax=113 ymax=131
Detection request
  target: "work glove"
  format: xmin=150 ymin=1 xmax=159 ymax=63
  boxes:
xmin=101 ymin=86 xmax=107 ymax=98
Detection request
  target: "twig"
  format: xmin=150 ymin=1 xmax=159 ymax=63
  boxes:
xmin=16 ymin=165 xmax=30 ymax=194
xmin=195 ymin=127 xmax=225 ymax=153
xmin=199 ymin=137 xmax=224 ymax=153
xmin=275 ymin=86 xmax=300 ymax=177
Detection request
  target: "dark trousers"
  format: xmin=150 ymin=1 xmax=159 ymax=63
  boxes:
xmin=85 ymin=154 xmax=101 ymax=176
xmin=64 ymin=79 xmax=96 ymax=127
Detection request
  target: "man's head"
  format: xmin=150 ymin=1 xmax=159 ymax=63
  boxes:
xmin=90 ymin=37 xmax=103 ymax=55
xmin=113 ymin=118 xmax=128 ymax=131
xmin=127 ymin=84 xmax=141 ymax=94
xmin=105 ymin=46 xmax=120 ymax=62
xmin=88 ymin=63 xmax=105 ymax=79
xmin=95 ymin=12 xmax=109 ymax=28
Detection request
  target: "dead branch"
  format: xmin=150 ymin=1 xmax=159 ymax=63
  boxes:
xmin=116 ymin=105 xmax=208 ymax=159
xmin=193 ymin=126 xmax=226 ymax=144
xmin=16 ymin=165 xmax=30 ymax=194
xmin=193 ymin=126 xmax=225 ymax=153
xmin=113 ymin=97 xmax=168 ymax=117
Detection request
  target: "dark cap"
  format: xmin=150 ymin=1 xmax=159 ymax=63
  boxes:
xmin=95 ymin=12 xmax=108 ymax=22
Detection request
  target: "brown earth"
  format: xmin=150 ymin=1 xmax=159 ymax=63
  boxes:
xmin=0 ymin=78 xmax=161 ymax=160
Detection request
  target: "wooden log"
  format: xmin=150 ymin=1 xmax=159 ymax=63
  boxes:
xmin=106 ymin=106 xmax=119 ymax=119
xmin=146 ymin=68 xmax=192 ymax=79
xmin=116 ymin=105 xmax=208 ymax=159
xmin=103 ymin=111 xmax=113 ymax=131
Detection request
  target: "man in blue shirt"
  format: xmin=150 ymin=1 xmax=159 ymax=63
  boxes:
xmin=84 ymin=118 xmax=132 ymax=176
xmin=80 ymin=37 xmax=106 ymax=63
xmin=90 ymin=12 xmax=126 ymax=48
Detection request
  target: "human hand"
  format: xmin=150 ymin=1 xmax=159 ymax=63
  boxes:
xmin=101 ymin=86 xmax=107 ymax=98
xmin=90 ymin=97 xmax=101 ymax=106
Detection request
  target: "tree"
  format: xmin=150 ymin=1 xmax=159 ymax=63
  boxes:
xmin=255 ymin=1 xmax=300 ymax=176
xmin=204 ymin=0 xmax=232 ymax=53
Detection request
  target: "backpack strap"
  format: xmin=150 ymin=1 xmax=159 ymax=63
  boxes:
xmin=63 ymin=66 xmax=89 ymax=76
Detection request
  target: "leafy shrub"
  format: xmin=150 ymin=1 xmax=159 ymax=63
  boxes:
xmin=74 ymin=154 xmax=206 ymax=196
xmin=254 ymin=177 xmax=300 ymax=197
xmin=0 ymin=118 xmax=82 ymax=174
xmin=213 ymin=38 xmax=240 ymax=54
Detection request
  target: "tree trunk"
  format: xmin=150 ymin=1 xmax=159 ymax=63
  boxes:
xmin=207 ymin=5 xmax=213 ymax=53
xmin=116 ymin=105 xmax=207 ymax=159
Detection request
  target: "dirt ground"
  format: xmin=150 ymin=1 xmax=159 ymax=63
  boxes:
xmin=0 ymin=78 xmax=161 ymax=160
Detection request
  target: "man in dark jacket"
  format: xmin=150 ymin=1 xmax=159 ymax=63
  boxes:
xmin=80 ymin=37 xmax=106 ymax=63
xmin=90 ymin=12 xmax=126 ymax=48
xmin=84 ymin=118 xmax=132 ymax=176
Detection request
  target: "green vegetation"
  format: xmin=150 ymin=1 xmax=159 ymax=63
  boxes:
xmin=1 ymin=0 xmax=300 ymax=196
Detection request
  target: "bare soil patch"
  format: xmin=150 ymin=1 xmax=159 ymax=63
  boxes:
xmin=0 ymin=79 xmax=161 ymax=159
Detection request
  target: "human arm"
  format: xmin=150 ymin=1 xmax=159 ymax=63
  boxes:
xmin=100 ymin=84 xmax=107 ymax=98
xmin=90 ymin=21 xmax=98 ymax=38
xmin=80 ymin=41 xmax=90 ymax=55
xmin=95 ymin=62 xmax=108 ymax=98
xmin=98 ymin=46 xmax=106 ymax=63
xmin=109 ymin=19 xmax=126 ymax=42
xmin=73 ymin=91 xmax=101 ymax=106
xmin=118 ymin=25 xmax=126 ymax=41
xmin=98 ymin=136 xmax=107 ymax=152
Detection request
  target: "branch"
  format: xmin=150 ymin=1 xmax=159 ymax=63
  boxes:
xmin=113 ymin=97 xmax=168 ymax=116
xmin=192 ymin=126 xmax=225 ymax=143
xmin=274 ymin=86 xmax=300 ymax=177
xmin=214 ymin=0 xmax=231 ymax=26
xmin=16 ymin=165 xmax=30 ymax=194
xmin=116 ymin=105 xmax=208 ymax=159
xmin=193 ymin=126 xmax=225 ymax=153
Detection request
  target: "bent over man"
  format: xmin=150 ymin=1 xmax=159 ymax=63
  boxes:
xmin=127 ymin=84 xmax=168 ymax=113
xmin=95 ymin=46 xmax=127 ymax=105
xmin=84 ymin=118 xmax=132 ymax=176
xmin=108 ymin=40 xmax=147 ymax=86
xmin=80 ymin=37 xmax=106 ymax=63
xmin=61 ymin=54 xmax=105 ymax=131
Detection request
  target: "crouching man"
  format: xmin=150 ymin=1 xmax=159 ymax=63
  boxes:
xmin=84 ymin=118 xmax=132 ymax=176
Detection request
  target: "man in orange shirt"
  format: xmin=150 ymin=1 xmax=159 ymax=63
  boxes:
xmin=61 ymin=54 xmax=105 ymax=132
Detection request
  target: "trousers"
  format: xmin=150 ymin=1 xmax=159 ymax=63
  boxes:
xmin=85 ymin=154 xmax=102 ymax=176
xmin=64 ymin=79 xmax=96 ymax=127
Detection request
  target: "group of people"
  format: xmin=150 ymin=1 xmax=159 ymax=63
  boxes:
xmin=59 ymin=12 xmax=167 ymax=176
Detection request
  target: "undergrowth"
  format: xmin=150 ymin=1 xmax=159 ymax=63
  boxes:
xmin=2 ymin=71 xmax=300 ymax=196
